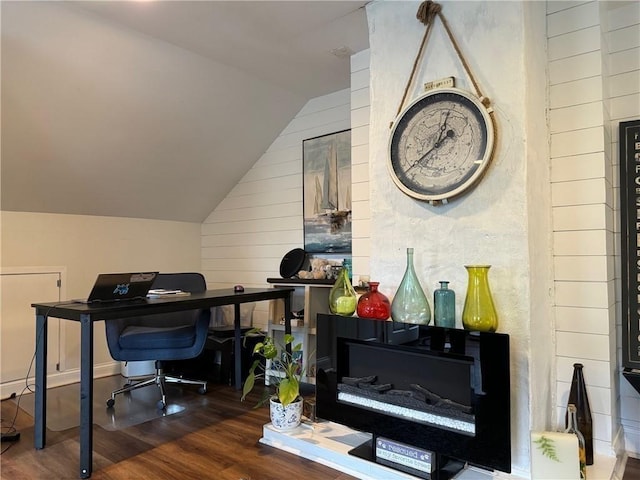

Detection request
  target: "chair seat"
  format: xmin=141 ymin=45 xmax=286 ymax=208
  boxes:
xmin=119 ymin=324 xmax=195 ymax=350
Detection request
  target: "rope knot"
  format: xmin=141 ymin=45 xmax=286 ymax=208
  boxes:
xmin=417 ymin=1 xmax=442 ymax=26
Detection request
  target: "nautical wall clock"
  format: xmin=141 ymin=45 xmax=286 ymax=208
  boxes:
xmin=388 ymin=87 xmax=495 ymax=204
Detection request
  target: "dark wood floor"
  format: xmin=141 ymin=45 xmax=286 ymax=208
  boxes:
xmin=2 ymin=377 xmax=639 ymax=479
xmin=625 ymin=455 xmax=640 ymax=480
xmin=0 ymin=377 xmax=355 ymax=480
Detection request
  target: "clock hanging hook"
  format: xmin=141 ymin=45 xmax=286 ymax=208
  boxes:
xmin=390 ymin=1 xmax=491 ymax=129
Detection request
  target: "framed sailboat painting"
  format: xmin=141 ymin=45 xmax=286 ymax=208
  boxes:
xmin=302 ymin=130 xmax=352 ymax=254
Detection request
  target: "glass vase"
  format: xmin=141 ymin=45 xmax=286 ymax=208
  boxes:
xmin=461 ymin=265 xmax=498 ymax=332
xmin=357 ymin=282 xmax=391 ymax=320
xmin=329 ymin=266 xmax=357 ymax=316
xmin=433 ymin=281 xmax=455 ymax=328
xmin=565 ymin=363 xmax=593 ymax=465
xmin=391 ymin=248 xmax=431 ymax=325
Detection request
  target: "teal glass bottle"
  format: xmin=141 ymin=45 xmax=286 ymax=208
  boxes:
xmin=391 ymin=248 xmax=431 ymax=325
xmin=434 ymin=281 xmax=455 ymax=328
xmin=342 ymin=258 xmax=353 ymax=281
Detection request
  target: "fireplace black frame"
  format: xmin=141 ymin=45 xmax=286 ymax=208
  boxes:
xmin=315 ymin=315 xmax=511 ymax=479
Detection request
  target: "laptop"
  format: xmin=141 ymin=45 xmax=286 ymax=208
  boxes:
xmin=74 ymin=272 xmax=159 ymax=304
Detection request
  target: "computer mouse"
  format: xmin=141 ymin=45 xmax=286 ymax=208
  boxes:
xmin=234 ymin=285 xmax=244 ymax=292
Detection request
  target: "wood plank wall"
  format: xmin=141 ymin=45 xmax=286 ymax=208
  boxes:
xmin=201 ymin=88 xmax=352 ymax=329
xmin=608 ymin=1 xmax=640 ymax=457
xmin=548 ymin=0 xmax=640 ymax=457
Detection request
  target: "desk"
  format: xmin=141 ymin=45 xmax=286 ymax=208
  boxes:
xmin=32 ymin=287 xmax=293 ymax=479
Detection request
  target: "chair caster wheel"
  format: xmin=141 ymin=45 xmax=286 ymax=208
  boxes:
xmin=156 ymin=400 xmax=166 ymax=410
xmin=198 ymin=386 xmax=207 ymax=395
xmin=106 ymin=398 xmax=115 ymax=408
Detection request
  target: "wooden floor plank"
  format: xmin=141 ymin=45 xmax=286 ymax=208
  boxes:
xmin=3 ymin=376 xmax=639 ymax=479
xmin=1 ymin=378 xmax=354 ymax=480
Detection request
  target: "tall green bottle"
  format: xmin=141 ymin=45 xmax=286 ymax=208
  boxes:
xmin=391 ymin=248 xmax=431 ymax=325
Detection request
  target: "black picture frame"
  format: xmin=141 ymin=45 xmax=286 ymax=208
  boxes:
xmin=302 ymin=130 xmax=352 ymax=254
xmin=619 ymin=119 xmax=640 ymax=370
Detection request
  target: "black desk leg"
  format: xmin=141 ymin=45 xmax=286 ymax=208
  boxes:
xmin=234 ymin=303 xmax=242 ymax=390
xmin=34 ymin=313 xmax=47 ymax=449
xmin=79 ymin=314 xmax=94 ymax=479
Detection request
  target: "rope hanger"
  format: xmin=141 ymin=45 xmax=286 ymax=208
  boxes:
xmin=392 ymin=1 xmax=490 ymax=128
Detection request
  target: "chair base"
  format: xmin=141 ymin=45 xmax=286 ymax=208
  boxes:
xmin=107 ymin=367 xmax=207 ymax=410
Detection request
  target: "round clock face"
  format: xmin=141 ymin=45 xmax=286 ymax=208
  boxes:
xmin=388 ymin=88 xmax=495 ymax=203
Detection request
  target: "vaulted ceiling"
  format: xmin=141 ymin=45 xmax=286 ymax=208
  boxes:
xmin=1 ymin=1 xmax=369 ymax=222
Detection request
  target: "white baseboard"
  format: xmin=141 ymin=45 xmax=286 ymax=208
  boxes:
xmin=0 ymin=361 xmax=121 ymax=400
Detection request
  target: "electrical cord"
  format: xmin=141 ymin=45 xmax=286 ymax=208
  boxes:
xmin=1 ymin=302 xmax=76 ymax=454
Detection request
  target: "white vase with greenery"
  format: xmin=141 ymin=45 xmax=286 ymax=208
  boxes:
xmin=241 ymin=329 xmax=305 ymax=430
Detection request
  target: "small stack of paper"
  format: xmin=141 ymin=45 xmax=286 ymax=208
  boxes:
xmin=147 ymin=289 xmax=191 ymax=299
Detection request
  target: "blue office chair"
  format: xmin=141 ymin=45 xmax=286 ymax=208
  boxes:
xmin=105 ymin=272 xmax=210 ymax=410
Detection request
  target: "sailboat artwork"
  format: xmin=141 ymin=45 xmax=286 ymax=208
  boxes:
xmin=303 ymin=130 xmax=352 ymax=254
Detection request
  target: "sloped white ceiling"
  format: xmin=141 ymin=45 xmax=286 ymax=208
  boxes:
xmin=1 ymin=1 xmax=368 ymax=222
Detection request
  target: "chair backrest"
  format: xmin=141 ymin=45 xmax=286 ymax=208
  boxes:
xmin=151 ymin=272 xmax=207 ymax=293
xmin=128 ymin=272 xmax=208 ymax=328
xmin=105 ymin=272 xmax=210 ymax=361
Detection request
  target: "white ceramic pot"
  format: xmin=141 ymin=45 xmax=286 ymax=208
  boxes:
xmin=269 ymin=396 xmax=303 ymax=431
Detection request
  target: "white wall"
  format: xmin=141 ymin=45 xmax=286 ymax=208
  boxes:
xmin=548 ymin=0 xmax=619 ymax=458
xmin=548 ymin=0 xmax=640 ymax=460
xmin=201 ymin=89 xmax=352 ymax=329
xmin=606 ymin=0 xmax=640 ymax=458
xmin=350 ymin=49 xmax=372 ymax=283
xmin=1 ymin=211 xmax=201 ymax=373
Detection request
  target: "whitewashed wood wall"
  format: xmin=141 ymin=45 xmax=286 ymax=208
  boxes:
xmin=202 ymin=91 xmax=353 ymax=328
xmin=548 ymin=0 xmax=640 ymax=457
xmin=608 ymin=0 xmax=640 ymax=458
xmin=350 ymin=49 xmax=371 ymax=283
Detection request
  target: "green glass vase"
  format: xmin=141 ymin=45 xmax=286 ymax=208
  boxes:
xmin=329 ymin=266 xmax=357 ymax=316
xmin=462 ymin=265 xmax=498 ymax=332
xmin=391 ymin=248 xmax=431 ymax=325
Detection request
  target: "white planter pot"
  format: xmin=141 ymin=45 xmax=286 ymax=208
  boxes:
xmin=269 ymin=396 xmax=303 ymax=431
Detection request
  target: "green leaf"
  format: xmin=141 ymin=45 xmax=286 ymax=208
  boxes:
xmin=278 ymin=377 xmax=299 ymax=407
xmin=241 ymin=372 xmax=255 ymax=401
xmin=533 ymin=435 xmax=560 ymax=462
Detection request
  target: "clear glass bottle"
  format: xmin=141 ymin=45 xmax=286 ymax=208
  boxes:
xmin=565 ymin=403 xmax=587 ymax=479
xmin=329 ymin=265 xmax=357 ymax=316
xmin=434 ymin=281 xmax=455 ymax=328
xmin=461 ymin=265 xmax=498 ymax=332
xmin=357 ymin=282 xmax=391 ymax=320
xmin=565 ymin=363 xmax=593 ymax=465
xmin=391 ymin=248 xmax=431 ymax=325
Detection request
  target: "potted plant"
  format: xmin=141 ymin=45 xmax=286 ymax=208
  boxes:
xmin=241 ymin=329 xmax=305 ymax=431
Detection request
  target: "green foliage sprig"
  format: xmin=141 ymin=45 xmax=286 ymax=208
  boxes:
xmin=533 ymin=435 xmax=560 ymax=462
xmin=241 ymin=328 xmax=304 ymax=408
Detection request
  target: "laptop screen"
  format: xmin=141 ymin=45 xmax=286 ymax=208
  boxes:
xmin=84 ymin=272 xmax=158 ymax=303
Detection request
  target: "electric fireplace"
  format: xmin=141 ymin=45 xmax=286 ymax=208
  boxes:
xmin=315 ymin=314 xmax=511 ymax=479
